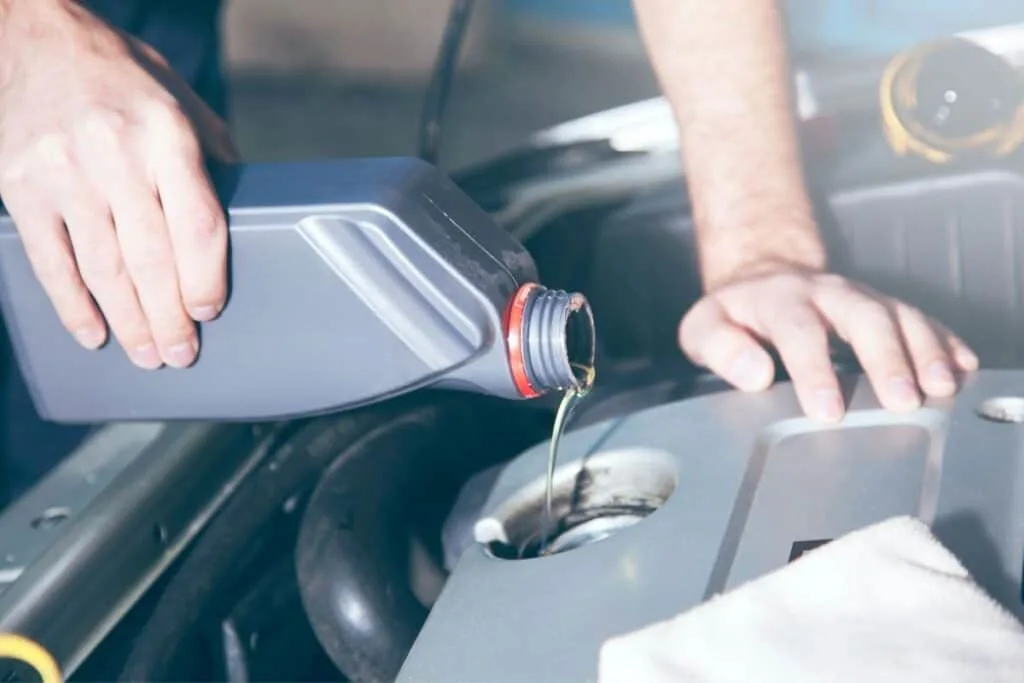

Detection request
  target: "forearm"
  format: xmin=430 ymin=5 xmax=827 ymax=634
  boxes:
xmin=633 ymin=0 xmax=825 ymax=289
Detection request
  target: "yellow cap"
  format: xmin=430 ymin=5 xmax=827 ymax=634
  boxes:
xmin=0 ymin=633 xmax=62 ymax=683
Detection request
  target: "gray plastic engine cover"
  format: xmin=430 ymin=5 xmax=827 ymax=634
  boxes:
xmin=397 ymin=371 xmax=1024 ymax=683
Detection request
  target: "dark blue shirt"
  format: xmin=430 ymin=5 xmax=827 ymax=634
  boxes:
xmin=83 ymin=0 xmax=226 ymax=115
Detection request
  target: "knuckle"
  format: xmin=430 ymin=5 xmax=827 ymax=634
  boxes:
xmin=78 ymin=109 xmax=130 ymax=146
xmin=126 ymin=243 xmax=176 ymax=278
xmin=16 ymin=134 xmax=76 ymax=176
xmin=32 ymin=248 xmax=80 ymax=284
xmin=79 ymin=249 xmax=128 ymax=286
xmin=816 ymin=273 xmax=849 ymax=290
xmin=899 ymin=304 xmax=932 ymax=328
xmin=169 ymin=320 xmax=198 ymax=343
xmin=869 ymin=342 xmax=912 ymax=369
xmin=183 ymin=280 xmax=226 ymax=309
xmin=118 ymin=222 xmax=174 ymax=273
xmin=151 ymin=313 xmax=197 ymax=345
xmin=777 ymin=312 xmax=821 ymax=340
xmin=782 ymin=271 xmax=810 ymax=288
xmin=59 ymin=306 xmax=102 ymax=335
xmin=100 ymin=297 xmax=150 ymax=337
xmin=126 ymin=238 xmax=166 ymax=268
xmin=853 ymin=297 xmax=890 ymax=323
xmin=763 ymin=271 xmax=810 ymax=292
xmin=36 ymin=134 xmax=75 ymax=171
xmin=189 ymin=207 xmax=226 ymax=243
xmin=111 ymin=322 xmax=153 ymax=350
xmin=145 ymin=101 xmax=195 ymax=141
xmin=905 ymin=321 xmax=939 ymax=347
xmin=0 ymin=158 xmax=30 ymax=187
xmin=679 ymin=298 xmax=716 ymax=334
xmin=757 ymin=297 xmax=801 ymax=333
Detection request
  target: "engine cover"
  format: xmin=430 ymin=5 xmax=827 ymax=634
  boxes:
xmin=398 ymin=371 xmax=1024 ymax=683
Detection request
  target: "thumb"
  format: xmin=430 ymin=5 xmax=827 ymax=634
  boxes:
xmin=679 ymin=299 xmax=775 ymax=392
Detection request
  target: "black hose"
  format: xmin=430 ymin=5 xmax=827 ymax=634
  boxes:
xmin=295 ymin=395 xmax=547 ymax=683
xmin=115 ymin=394 xmax=545 ymax=682
xmin=417 ymin=0 xmax=477 ymax=165
xmin=115 ymin=408 xmax=403 ymax=682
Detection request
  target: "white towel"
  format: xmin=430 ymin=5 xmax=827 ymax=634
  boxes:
xmin=598 ymin=516 xmax=1024 ymax=683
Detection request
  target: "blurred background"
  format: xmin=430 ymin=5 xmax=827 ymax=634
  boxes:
xmin=224 ymin=0 xmax=1024 ymax=170
xmin=225 ymin=0 xmax=659 ymax=170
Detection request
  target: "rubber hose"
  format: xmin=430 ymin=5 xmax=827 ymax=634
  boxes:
xmin=295 ymin=396 xmax=548 ymax=683
xmin=116 ymin=405 xmax=403 ymax=682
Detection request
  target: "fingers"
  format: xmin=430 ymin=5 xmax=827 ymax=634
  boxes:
xmin=816 ymin=286 xmax=920 ymax=412
xmin=85 ymin=109 xmax=201 ymax=368
xmin=932 ymin=321 xmax=979 ymax=373
xmin=679 ymin=298 xmax=775 ymax=392
xmin=759 ymin=303 xmax=845 ymax=422
xmin=107 ymin=183 xmax=199 ymax=368
xmin=147 ymin=108 xmax=229 ymax=322
xmin=4 ymin=194 xmax=106 ymax=349
xmin=62 ymin=201 xmax=163 ymax=370
xmin=891 ymin=304 xmax=958 ymax=398
xmin=894 ymin=304 xmax=979 ymax=385
xmin=685 ymin=272 xmax=980 ymax=421
xmin=0 ymin=23 xmax=228 ymax=369
xmin=13 ymin=105 xmax=223 ymax=370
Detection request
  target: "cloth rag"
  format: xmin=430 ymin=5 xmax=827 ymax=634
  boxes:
xmin=598 ymin=516 xmax=1024 ymax=683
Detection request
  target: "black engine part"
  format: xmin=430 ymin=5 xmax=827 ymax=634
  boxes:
xmin=109 ymin=394 xmax=545 ymax=683
xmin=294 ymin=394 xmax=546 ymax=683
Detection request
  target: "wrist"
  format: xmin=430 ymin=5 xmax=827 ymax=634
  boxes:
xmin=0 ymin=0 xmax=103 ymax=77
xmin=697 ymin=213 xmax=827 ymax=291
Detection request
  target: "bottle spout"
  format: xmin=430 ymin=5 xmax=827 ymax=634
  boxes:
xmin=504 ymin=283 xmax=596 ymax=398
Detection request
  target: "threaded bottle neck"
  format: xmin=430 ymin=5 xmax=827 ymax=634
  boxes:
xmin=505 ymin=283 xmax=595 ymax=397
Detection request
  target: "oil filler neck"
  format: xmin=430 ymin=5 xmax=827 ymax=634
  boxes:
xmin=504 ymin=283 xmax=595 ymax=399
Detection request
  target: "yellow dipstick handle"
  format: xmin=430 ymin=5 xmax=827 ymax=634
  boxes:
xmin=0 ymin=633 xmax=62 ymax=683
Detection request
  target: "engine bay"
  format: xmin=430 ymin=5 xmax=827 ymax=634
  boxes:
xmin=4 ymin=25 xmax=1024 ymax=682
xmin=401 ymin=371 xmax=1024 ymax=683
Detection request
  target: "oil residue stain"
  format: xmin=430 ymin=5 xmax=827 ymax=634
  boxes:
xmin=539 ymin=364 xmax=595 ymax=554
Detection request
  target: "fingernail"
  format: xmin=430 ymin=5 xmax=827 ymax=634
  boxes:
xmin=164 ymin=339 xmax=199 ymax=368
xmin=813 ymin=388 xmax=845 ymax=422
xmin=74 ymin=327 xmax=105 ymax=350
xmin=888 ymin=375 xmax=921 ymax=409
xmin=926 ymin=361 xmax=955 ymax=393
xmin=729 ymin=350 xmax=772 ymax=392
xmin=133 ymin=343 xmax=163 ymax=370
xmin=189 ymin=304 xmax=221 ymax=322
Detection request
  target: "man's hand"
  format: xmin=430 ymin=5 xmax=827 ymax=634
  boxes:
xmin=680 ymin=269 xmax=979 ymax=421
xmin=0 ymin=0 xmax=237 ymax=369
xmin=633 ymin=0 xmax=979 ymax=419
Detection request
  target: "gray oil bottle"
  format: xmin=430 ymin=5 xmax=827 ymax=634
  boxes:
xmin=0 ymin=158 xmax=595 ymax=422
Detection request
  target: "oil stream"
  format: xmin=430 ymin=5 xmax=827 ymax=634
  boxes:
xmin=539 ymin=364 xmax=596 ymax=554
